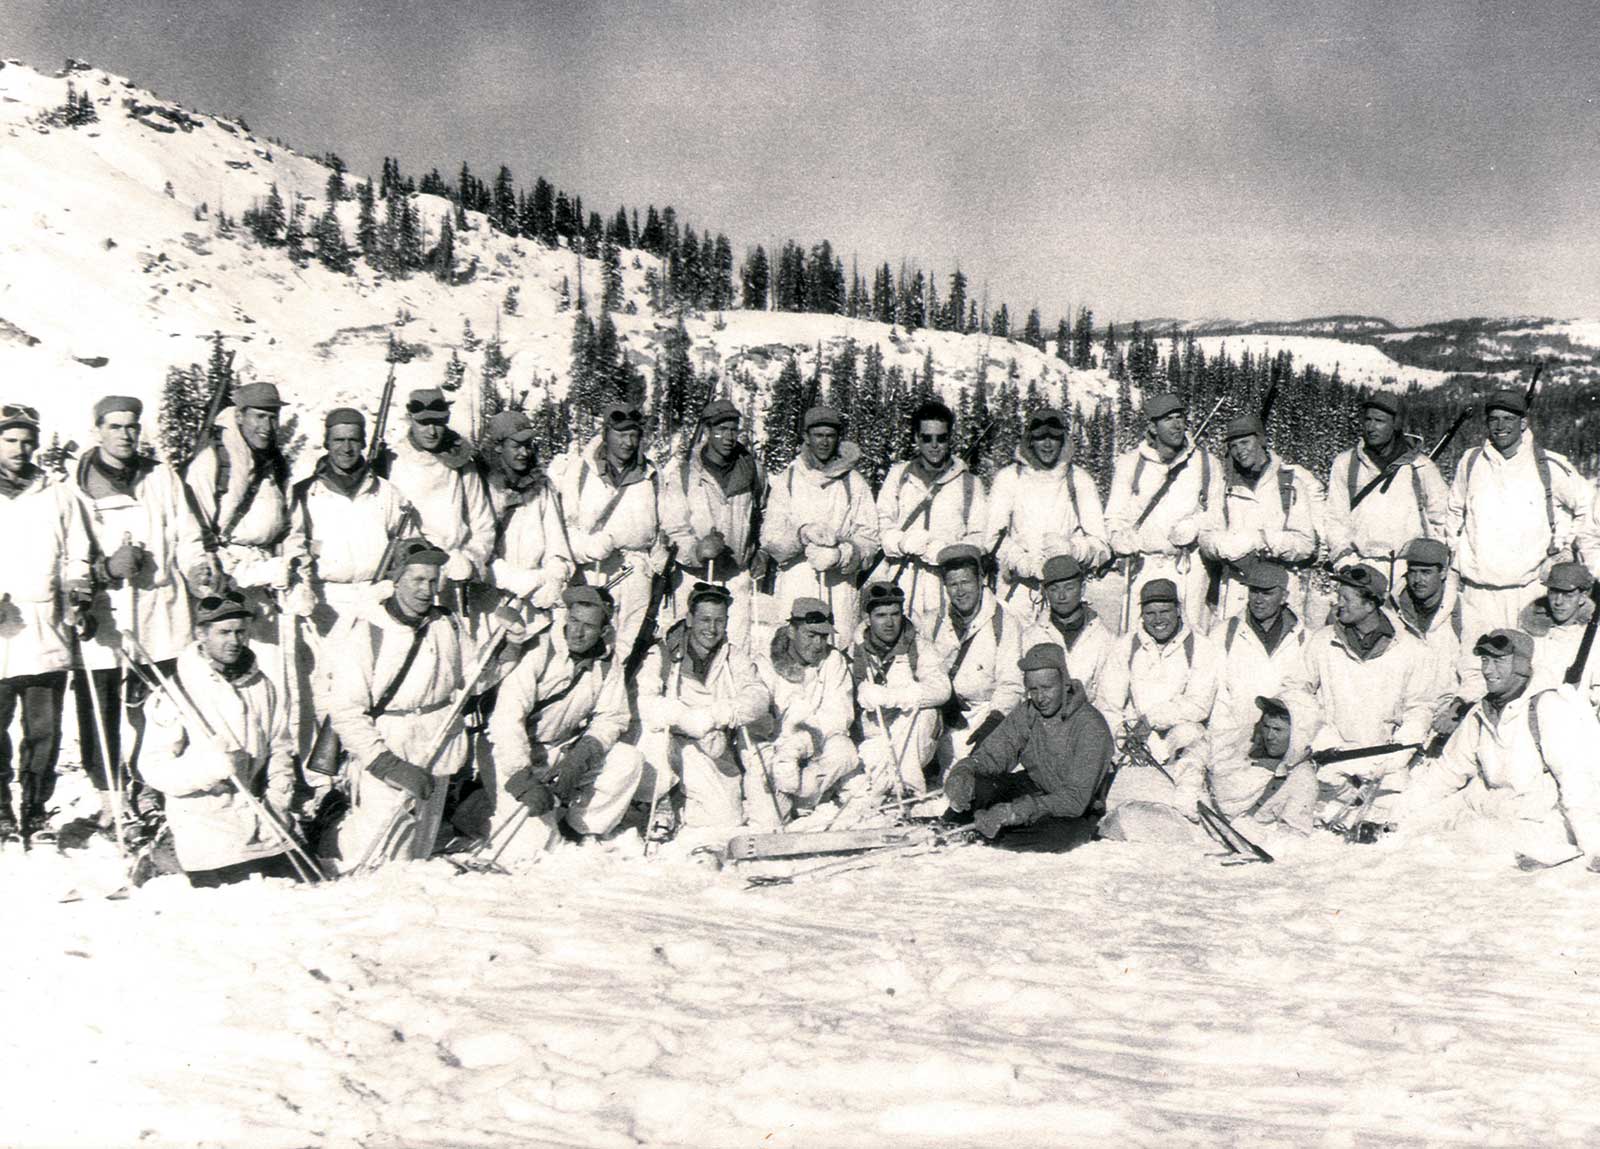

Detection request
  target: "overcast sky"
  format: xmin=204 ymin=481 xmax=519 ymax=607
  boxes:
xmin=10 ymin=0 xmax=1600 ymax=325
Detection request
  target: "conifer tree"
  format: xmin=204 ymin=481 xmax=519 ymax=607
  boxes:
xmin=1023 ymin=308 xmax=1046 ymax=351
xmin=872 ymin=263 xmax=895 ymax=324
xmin=649 ymin=316 xmax=696 ymax=446
xmin=761 ymin=355 xmax=806 ymax=471
xmin=1055 ymin=318 xmax=1071 ymax=361
xmin=397 ymin=197 xmax=424 ymax=271
xmin=991 ymin=303 xmax=1010 ymax=339
xmin=157 ymin=365 xmax=208 ymax=464
xmin=585 ymin=211 xmax=604 ymax=259
xmin=442 ymin=348 xmax=466 ymax=392
xmin=355 ymin=179 xmax=378 ymax=260
xmin=568 ymin=310 xmax=598 ymax=422
xmin=827 ymin=340 xmax=859 ymax=412
xmin=492 ymin=165 xmax=516 ymax=234
xmin=259 ymin=183 xmax=286 ymax=245
xmin=284 ymin=201 xmax=308 ymax=264
xmin=1073 ymin=306 xmax=1094 ymax=368
xmin=601 ymin=236 xmax=624 ymax=312
xmin=531 ymin=178 xmax=557 ymax=246
xmin=315 ymin=204 xmax=352 ymax=273
xmin=946 ymin=269 xmax=968 ymax=332
xmin=608 ymin=205 xmax=631 ymax=247
xmin=741 ymin=246 xmax=770 ymax=310
xmin=431 ymin=214 xmax=455 ymax=282
xmin=712 ymin=234 xmax=734 ymax=309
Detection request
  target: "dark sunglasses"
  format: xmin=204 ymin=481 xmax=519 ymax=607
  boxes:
xmin=406 ymin=398 xmax=450 ymax=414
xmin=918 ymin=432 xmax=950 ymax=444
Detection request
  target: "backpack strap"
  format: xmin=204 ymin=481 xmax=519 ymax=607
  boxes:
xmin=1410 ymin=463 xmax=1427 ymax=534
xmin=366 ymin=617 xmax=431 ymax=718
xmin=1224 ymin=615 xmax=1241 ymax=654
xmin=1277 ymin=465 xmax=1295 ymax=521
xmin=1197 ymin=451 xmax=1211 ymax=513
xmin=1130 ymin=454 xmax=1146 ymax=499
xmin=1066 ymin=466 xmax=1082 ymax=527
xmin=1183 ymin=631 xmax=1196 ymax=667
xmin=1527 ymin=688 xmax=1554 ymax=773
xmin=961 ymin=470 xmax=975 ymax=526
xmin=1347 ymin=450 xmax=1362 ymax=507
xmin=1532 ymin=444 xmax=1556 ymax=544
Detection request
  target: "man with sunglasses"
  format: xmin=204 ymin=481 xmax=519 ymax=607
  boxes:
xmin=1400 ymin=628 xmax=1600 ymax=870
xmin=761 ymin=404 xmax=879 ymax=641
xmin=70 ymin=395 xmax=215 ymax=832
xmin=753 ymin=596 xmax=861 ymax=822
xmin=1105 ymin=393 xmax=1225 ymax=632
xmin=1447 ymin=388 xmax=1593 ymax=648
xmin=876 ymin=399 xmax=988 ymax=627
xmin=377 ymin=388 xmax=496 ymax=610
xmin=1323 ymin=393 xmax=1449 ymax=578
xmin=985 ymin=407 xmax=1109 ymax=623
xmin=1284 ymin=563 xmax=1438 ymax=822
xmin=661 ymin=398 xmax=766 ymax=650
xmin=0 ymin=404 xmax=93 ymax=842
xmin=546 ymin=400 xmax=671 ymax=664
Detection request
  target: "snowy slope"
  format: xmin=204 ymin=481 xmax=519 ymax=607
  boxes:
xmin=0 ymin=60 xmax=1106 ymax=459
xmin=1193 ymin=335 xmax=1454 ymax=391
xmin=9 ymin=827 xmax=1600 ymax=1147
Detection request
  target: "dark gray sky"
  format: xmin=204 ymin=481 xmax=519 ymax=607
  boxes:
xmin=10 ymin=0 xmax=1600 ymax=324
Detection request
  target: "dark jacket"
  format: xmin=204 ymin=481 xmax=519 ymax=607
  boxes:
xmin=965 ymin=681 xmax=1114 ymax=823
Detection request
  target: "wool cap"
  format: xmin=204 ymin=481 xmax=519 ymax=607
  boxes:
xmin=687 ymin=580 xmax=733 ymax=611
xmin=1334 ymin=562 xmax=1389 ymax=603
xmin=487 ymin=410 xmax=536 ymax=443
xmin=389 ymin=538 xmax=448 ymax=571
xmin=863 ymin=581 xmax=905 ymax=611
xmin=93 ymin=395 xmax=143 ymax=423
xmin=1042 ymin=554 xmax=1084 ymax=584
xmin=701 ymin=398 xmax=740 ymax=426
xmin=937 ymin=543 xmax=984 ymax=573
xmin=0 ymin=402 xmax=40 ymax=434
xmin=1484 ymin=388 xmax=1527 ymax=417
xmin=1018 ymin=642 xmax=1068 ymax=676
xmin=194 ymin=588 xmax=255 ymax=626
xmin=562 ymin=584 xmax=615 ymax=617
xmin=1241 ymin=559 xmax=1289 ymax=591
xmin=323 ymin=407 xmax=366 ymax=433
xmin=1400 ymin=538 xmax=1450 ymax=567
xmin=1544 ymin=561 xmax=1594 ymax=592
xmin=1473 ymin=628 xmax=1535 ymax=670
xmin=1361 ymin=392 xmax=1401 ymax=417
xmin=602 ymin=401 xmax=644 ymax=430
xmin=1255 ymin=695 xmax=1291 ymax=720
xmin=1142 ymin=393 xmax=1183 ymax=420
xmin=803 ymin=405 xmax=843 ymax=431
xmin=788 ymin=596 xmax=835 ymax=634
xmin=406 ymin=388 xmax=452 ymax=424
xmin=1224 ymin=414 xmax=1265 ymax=441
xmin=1140 ymin=578 xmax=1179 ymax=606
xmin=233 ymin=381 xmax=285 ymax=410
xmin=1026 ymin=407 xmax=1067 ymax=434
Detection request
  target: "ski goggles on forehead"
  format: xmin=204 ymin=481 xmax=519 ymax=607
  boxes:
xmin=791 ymin=608 xmax=834 ymax=627
xmin=406 ymin=397 xmax=450 ymax=415
xmin=0 ymin=404 xmax=39 ymax=423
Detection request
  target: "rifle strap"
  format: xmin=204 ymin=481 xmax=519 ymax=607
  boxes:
xmin=365 ymin=615 xmax=437 ymax=718
xmin=1243 ymin=765 xmax=1292 ymax=818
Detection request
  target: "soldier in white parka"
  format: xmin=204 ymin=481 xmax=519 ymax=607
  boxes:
xmin=925 ymin=544 xmax=1025 ymax=774
xmin=1021 ymin=554 xmax=1117 ymax=705
xmin=985 ymin=407 xmax=1109 ymax=624
xmin=760 ymin=405 xmax=880 ymax=643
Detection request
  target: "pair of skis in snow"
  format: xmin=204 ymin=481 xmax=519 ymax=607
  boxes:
xmin=1195 ymin=801 xmax=1274 ymax=865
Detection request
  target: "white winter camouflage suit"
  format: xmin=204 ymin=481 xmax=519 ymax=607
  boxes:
xmin=876 ymin=458 xmax=987 ymax=628
xmin=984 ymin=442 xmax=1109 ymax=625
xmin=1105 ymin=439 xmax=1226 ymax=633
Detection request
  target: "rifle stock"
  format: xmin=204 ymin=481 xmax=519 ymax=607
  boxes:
xmin=368 ymin=358 xmax=397 ymax=471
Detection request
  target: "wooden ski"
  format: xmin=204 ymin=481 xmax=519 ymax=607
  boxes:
xmin=725 ymin=824 xmax=937 ymax=861
xmin=1195 ymin=801 xmax=1274 ymax=863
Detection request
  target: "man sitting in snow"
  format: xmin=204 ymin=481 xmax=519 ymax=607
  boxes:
xmin=1095 ymin=578 xmax=1218 ymax=762
xmin=1400 ymin=628 xmax=1600 ymax=870
xmin=480 ymin=585 xmax=643 ymax=859
xmin=753 ymin=596 xmax=860 ymax=822
xmin=634 ymin=581 xmax=772 ymax=836
xmin=139 ymin=590 xmax=299 ymax=887
xmin=1200 ymin=694 xmax=1320 ymax=836
xmin=944 ymin=643 xmax=1113 ymax=841
xmin=851 ymin=581 xmax=951 ymax=800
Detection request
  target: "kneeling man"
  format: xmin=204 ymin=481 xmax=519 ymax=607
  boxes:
xmin=755 ymin=597 xmax=860 ymax=820
xmin=140 ymin=590 xmax=299 ymax=887
xmin=482 ymin=585 xmax=644 ymax=858
xmin=943 ymin=643 xmax=1113 ymax=841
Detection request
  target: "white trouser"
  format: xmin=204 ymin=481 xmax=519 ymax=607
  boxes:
xmin=475 ymin=742 xmax=645 ymax=862
xmin=1457 ymin=579 xmax=1542 ymax=649
xmin=859 ymin=708 xmax=941 ymax=797
xmin=634 ymin=726 xmax=746 ymax=829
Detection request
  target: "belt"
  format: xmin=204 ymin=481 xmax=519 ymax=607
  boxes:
xmin=379 ymin=697 xmax=452 ymax=719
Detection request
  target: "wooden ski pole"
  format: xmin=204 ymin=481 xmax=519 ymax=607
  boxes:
xmin=76 ymin=638 xmax=127 ymax=860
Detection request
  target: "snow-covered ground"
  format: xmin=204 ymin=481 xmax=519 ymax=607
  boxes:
xmin=1193 ymin=335 xmax=1454 ymax=392
xmin=8 ymin=818 xmax=1600 ymax=1148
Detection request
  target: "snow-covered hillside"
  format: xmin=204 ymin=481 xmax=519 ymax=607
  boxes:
xmin=0 ymin=59 xmax=1106 ymax=458
xmin=1193 ymin=335 xmax=1456 ymax=392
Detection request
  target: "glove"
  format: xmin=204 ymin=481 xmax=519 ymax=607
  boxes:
xmin=1262 ymin=529 xmax=1304 ymax=558
xmin=1039 ymin=532 xmax=1073 ymax=560
xmin=944 ymin=761 xmax=977 ymax=812
xmin=548 ymin=735 xmax=605 ymax=805
xmin=673 ymin=703 xmax=713 ymax=740
xmin=1168 ymin=520 xmax=1200 ymax=548
xmin=575 ymin=529 xmax=615 ymax=564
xmin=505 ymin=767 xmax=556 ymax=816
xmin=799 ymin=523 xmax=838 ymax=547
xmin=698 ymin=728 xmax=729 ymax=760
xmin=490 ymin=603 xmax=530 ymax=644
xmin=286 ymin=580 xmax=317 ymax=619
xmin=1205 ymin=528 xmax=1257 ymax=563
xmin=1432 ymin=697 xmax=1467 ymax=737
xmin=750 ymin=549 xmax=772 ymax=582
xmin=105 ymin=541 xmax=149 ymax=581
xmin=898 ymin=527 xmax=931 ymax=556
xmin=779 ymin=730 xmax=816 ymax=761
xmin=694 ymin=532 xmax=726 ymax=562
xmin=974 ymin=802 xmax=1016 ymax=840
xmin=529 ymin=571 xmax=565 ymax=611
xmin=1070 ymin=535 xmax=1110 ymax=569
xmin=236 ymin=553 xmax=293 ymax=590
xmin=368 ymin=751 xmax=434 ymax=802
xmin=444 ymin=552 xmax=475 ymax=583
xmin=857 ymin=681 xmax=889 ymax=711
xmin=1107 ymin=528 xmax=1140 ymax=557
xmin=806 ymin=544 xmax=840 ymax=572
